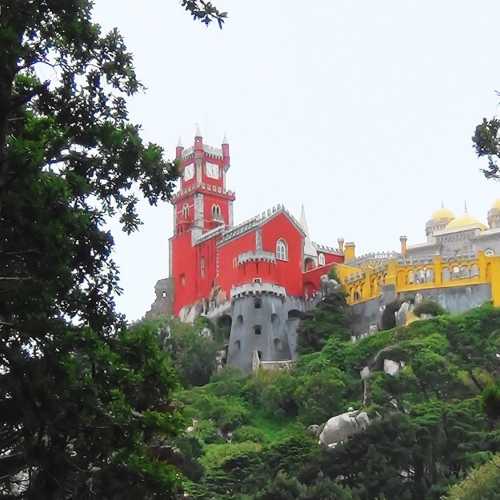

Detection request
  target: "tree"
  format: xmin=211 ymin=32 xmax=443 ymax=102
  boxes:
xmin=0 ymin=1 xmax=223 ymax=497
xmin=297 ymin=288 xmax=351 ymax=354
xmin=472 ymin=116 xmax=500 ymax=179
xmin=159 ymin=318 xmax=219 ymax=387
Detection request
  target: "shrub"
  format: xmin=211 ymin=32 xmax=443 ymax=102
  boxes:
xmin=482 ymin=383 xmax=500 ymax=419
xmin=232 ymin=426 xmax=267 ymax=444
xmin=414 ymin=300 xmax=446 ymax=318
xmin=446 ymin=454 xmax=500 ymax=500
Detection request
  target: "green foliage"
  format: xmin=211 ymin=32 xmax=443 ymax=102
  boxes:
xmin=160 ymin=317 xmax=219 ymax=387
xmin=414 ymin=299 xmax=446 ymax=317
xmin=179 ymin=305 xmax=500 ymax=499
xmin=472 ymin=117 xmax=500 ymax=179
xmin=180 ymin=388 xmax=250 ymax=432
xmin=446 ymin=454 xmax=500 ymax=499
xmin=232 ymin=425 xmax=267 ymax=444
xmin=482 ymin=383 xmax=500 ymax=419
xmin=0 ymin=1 xmax=227 ymax=496
xmin=298 ymin=289 xmax=351 ymax=354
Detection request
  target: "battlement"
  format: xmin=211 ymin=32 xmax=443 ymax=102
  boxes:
xmin=194 ymin=225 xmax=226 ymax=245
xmin=237 ymin=250 xmax=276 ymax=265
xmin=171 ymin=181 xmax=235 ymax=203
xmin=218 ymin=204 xmax=304 ymax=246
xmin=231 ymin=282 xmax=286 ymax=300
xmin=313 ymin=242 xmax=342 ymax=254
xmin=349 ymin=251 xmax=400 ymax=267
xmin=180 ymin=144 xmax=224 ymax=160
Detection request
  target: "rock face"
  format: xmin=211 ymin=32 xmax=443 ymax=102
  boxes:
xmin=319 ymin=410 xmax=370 ymax=449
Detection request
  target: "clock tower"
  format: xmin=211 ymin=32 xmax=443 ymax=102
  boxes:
xmin=172 ymin=127 xmax=235 ymax=237
xmin=169 ymin=128 xmax=236 ymax=314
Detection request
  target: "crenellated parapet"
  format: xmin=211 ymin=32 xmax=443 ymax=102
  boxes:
xmin=349 ymin=251 xmax=400 ymax=267
xmin=230 ymin=282 xmax=287 ymax=301
xmin=237 ymin=250 xmax=276 ymax=265
xmin=312 ymin=242 xmax=342 ymax=254
xmin=171 ymin=181 xmax=235 ymax=203
xmin=218 ymin=203 xmax=304 ymax=246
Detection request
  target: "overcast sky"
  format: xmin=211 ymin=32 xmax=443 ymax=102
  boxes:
xmin=93 ymin=0 xmax=500 ymax=321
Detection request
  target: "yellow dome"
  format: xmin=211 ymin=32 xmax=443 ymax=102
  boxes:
xmin=491 ymin=199 xmax=500 ymax=211
xmin=445 ymin=214 xmax=487 ymax=231
xmin=431 ymin=207 xmax=455 ymax=220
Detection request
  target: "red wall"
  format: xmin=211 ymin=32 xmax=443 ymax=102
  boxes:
xmin=172 ymin=233 xmax=219 ymax=315
xmin=302 ymin=259 xmax=342 ymax=298
xmin=261 ymin=213 xmax=304 ymax=297
xmin=217 ymin=230 xmax=256 ymax=295
xmin=203 ymin=192 xmax=230 ymax=229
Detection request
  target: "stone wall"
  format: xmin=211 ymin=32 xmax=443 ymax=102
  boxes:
xmin=398 ymin=283 xmax=492 ymax=314
xmin=349 ymin=283 xmax=492 ymax=338
xmin=227 ymin=295 xmax=305 ymax=373
xmin=144 ymin=278 xmax=174 ymax=320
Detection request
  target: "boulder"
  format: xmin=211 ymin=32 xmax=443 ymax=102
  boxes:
xmin=383 ymin=358 xmax=400 ymax=376
xmin=360 ymin=366 xmax=371 ymax=380
xmin=319 ymin=410 xmax=370 ymax=449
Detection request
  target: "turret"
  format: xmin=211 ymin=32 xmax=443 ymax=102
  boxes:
xmin=222 ymin=133 xmax=230 ymax=170
xmin=175 ymin=137 xmax=183 ymax=160
xmin=488 ymin=199 xmax=500 ymax=229
xmin=399 ymin=235 xmax=408 ymax=257
xmin=344 ymin=242 xmax=356 ymax=262
xmin=194 ymin=124 xmax=203 ymax=152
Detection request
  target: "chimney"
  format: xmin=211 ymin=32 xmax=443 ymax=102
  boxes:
xmin=344 ymin=242 xmax=356 ymax=262
xmin=399 ymin=235 xmax=408 ymax=257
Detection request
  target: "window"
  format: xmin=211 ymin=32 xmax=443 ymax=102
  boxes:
xmin=254 ymin=297 xmax=262 ymax=309
xmin=253 ymin=277 xmax=262 ymax=284
xmin=212 ymin=204 xmax=221 ymax=219
xmin=200 ymin=256 xmax=205 ymax=278
xmin=180 ymin=273 xmax=186 ymax=286
xmin=182 ymin=203 xmax=189 ymax=218
xmin=161 ymin=291 xmax=167 ymax=298
xmin=254 ymin=325 xmax=262 ymax=335
xmin=234 ymin=340 xmax=241 ymax=350
xmin=237 ymin=314 xmax=243 ymax=324
xmin=318 ymin=253 xmax=325 ymax=266
xmin=276 ymin=238 xmax=288 ymax=261
xmin=274 ymin=338 xmax=282 ymax=350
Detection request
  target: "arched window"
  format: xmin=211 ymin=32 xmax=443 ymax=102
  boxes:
xmin=182 ymin=203 xmax=189 ymax=218
xmin=276 ymin=238 xmax=288 ymax=261
xmin=200 ymin=256 xmax=205 ymax=278
xmin=318 ymin=253 xmax=325 ymax=266
xmin=212 ymin=204 xmax=221 ymax=219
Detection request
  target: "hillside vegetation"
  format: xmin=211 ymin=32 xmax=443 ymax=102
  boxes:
xmin=173 ymin=300 xmax=500 ymax=499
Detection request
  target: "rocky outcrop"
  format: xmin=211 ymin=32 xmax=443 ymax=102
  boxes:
xmin=319 ymin=410 xmax=370 ymax=449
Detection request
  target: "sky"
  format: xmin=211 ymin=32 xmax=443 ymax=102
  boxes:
xmin=93 ymin=0 xmax=500 ymax=321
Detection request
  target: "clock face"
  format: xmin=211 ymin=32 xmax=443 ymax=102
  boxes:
xmin=206 ymin=162 xmax=219 ymax=179
xmin=183 ymin=163 xmax=194 ymax=181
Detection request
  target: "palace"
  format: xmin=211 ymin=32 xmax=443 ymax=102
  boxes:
xmin=163 ymin=130 xmax=342 ymax=372
xmin=146 ymin=129 xmax=500 ymax=373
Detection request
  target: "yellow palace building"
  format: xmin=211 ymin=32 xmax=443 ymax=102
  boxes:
xmin=336 ymin=200 xmax=500 ymax=315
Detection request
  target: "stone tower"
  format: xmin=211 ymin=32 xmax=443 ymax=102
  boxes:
xmin=227 ymin=281 xmax=305 ymax=373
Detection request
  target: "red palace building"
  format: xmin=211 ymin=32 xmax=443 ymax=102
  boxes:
xmin=167 ymin=129 xmax=344 ymax=372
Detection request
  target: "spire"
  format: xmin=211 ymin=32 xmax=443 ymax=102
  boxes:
xmin=464 ymin=200 xmax=468 ymax=214
xmin=300 ymin=204 xmax=310 ymax=236
xmin=177 ymin=136 xmax=183 ymax=147
xmin=300 ymin=204 xmax=317 ymax=258
xmin=222 ymin=132 xmax=228 ymax=144
xmin=195 ymin=123 xmax=202 ymax=137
